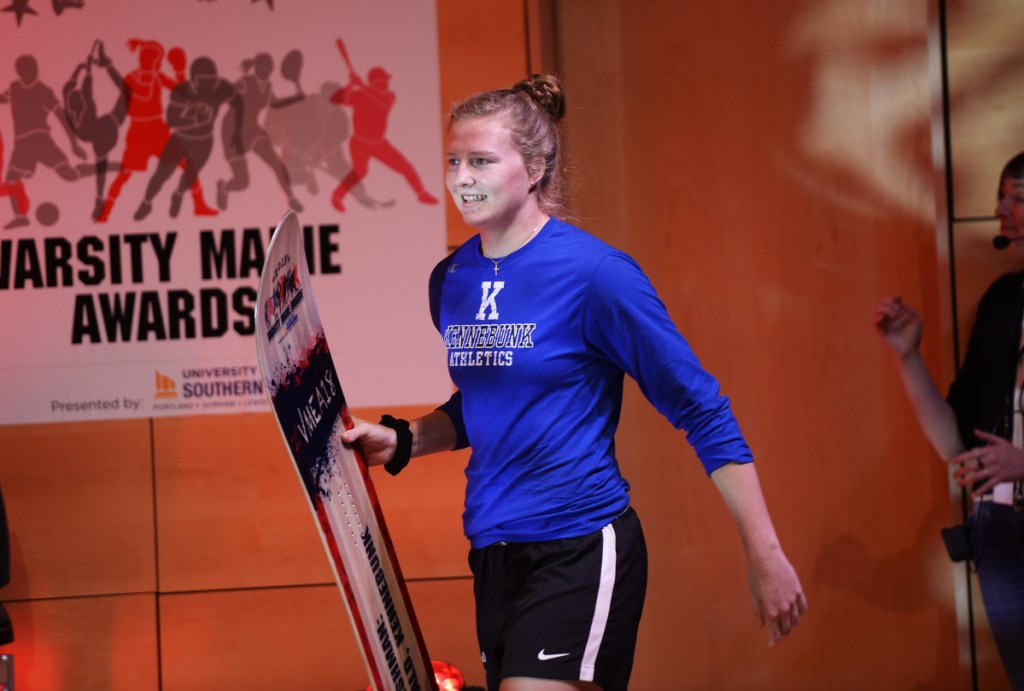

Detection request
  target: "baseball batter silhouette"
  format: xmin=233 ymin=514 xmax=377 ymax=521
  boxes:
xmin=329 ymin=39 xmax=437 ymax=212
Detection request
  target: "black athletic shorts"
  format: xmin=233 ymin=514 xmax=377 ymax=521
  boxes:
xmin=468 ymin=507 xmax=648 ymax=691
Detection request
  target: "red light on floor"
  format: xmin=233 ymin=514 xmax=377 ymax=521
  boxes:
xmin=363 ymin=660 xmax=465 ymax=691
xmin=433 ymin=659 xmax=465 ymax=690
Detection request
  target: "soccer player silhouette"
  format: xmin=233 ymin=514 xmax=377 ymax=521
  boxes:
xmin=1 ymin=54 xmax=91 ymax=229
xmin=63 ymin=41 xmax=129 ymax=220
xmin=133 ymin=57 xmax=243 ymax=221
xmin=96 ymin=39 xmax=218 ymax=223
xmin=216 ymin=52 xmax=304 ymax=213
xmin=329 ymin=39 xmax=438 ymax=212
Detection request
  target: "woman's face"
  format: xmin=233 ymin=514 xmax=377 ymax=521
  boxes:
xmin=445 ymin=115 xmax=535 ymax=232
xmin=996 ymin=175 xmax=1024 ymax=250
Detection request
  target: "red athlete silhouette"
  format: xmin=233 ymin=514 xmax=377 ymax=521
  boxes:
xmin=133 ymin=57 xmax=243 ymax=221
xmin=329 ymin=38 xmax=438 ymax=212
xmin=96 ymin=39 xmax=218 ymax=223
xmin=0 ymin=132 xmax=30 ymax=227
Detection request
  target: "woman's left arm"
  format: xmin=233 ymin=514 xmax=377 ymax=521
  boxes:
xmin=710 ymin=461 xmax=808 ymax=646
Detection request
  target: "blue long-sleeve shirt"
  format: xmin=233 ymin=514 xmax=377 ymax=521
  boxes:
xmin=429 ymin=217 xmax=751 ymax=548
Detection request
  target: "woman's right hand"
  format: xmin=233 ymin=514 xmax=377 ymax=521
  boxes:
xmin=340 ymin=418 xmax=397 ymax=468
xmin=873 ymin=294 xmax=922 ymax=359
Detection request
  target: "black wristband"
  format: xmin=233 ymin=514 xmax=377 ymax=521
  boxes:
xmin=379 ymin=415 xmax=412 ymax=476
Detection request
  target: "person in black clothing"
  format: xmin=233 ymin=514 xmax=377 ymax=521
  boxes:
xmin=875 ymin=151 xmax=1024 ymax=689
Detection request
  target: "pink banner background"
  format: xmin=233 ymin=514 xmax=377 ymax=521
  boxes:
xmin=0 ymin=0 xmax=451 ymax=424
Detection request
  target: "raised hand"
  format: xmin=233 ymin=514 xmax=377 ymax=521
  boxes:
xmin=873 ymin=294 xmax=922 ymax=359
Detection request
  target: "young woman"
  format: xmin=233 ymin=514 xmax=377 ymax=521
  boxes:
xmin=875 ymin=152 xmax=1024 ymax=689
xmin=343 ymin=74 xmax=806 ymax=691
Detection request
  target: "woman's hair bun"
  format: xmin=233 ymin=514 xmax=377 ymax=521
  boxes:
xmin=513 ymin=74 xmax=566 ymax=124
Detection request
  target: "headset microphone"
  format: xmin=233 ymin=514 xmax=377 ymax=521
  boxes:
xmin=994 ymin=235 xmax=1012 ymax=250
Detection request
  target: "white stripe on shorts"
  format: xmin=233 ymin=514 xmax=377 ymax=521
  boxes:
xmin=580 ymin=522 xmax=617 ymax=682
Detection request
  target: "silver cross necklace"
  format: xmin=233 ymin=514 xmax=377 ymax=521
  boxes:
xmin=485 ymin=219 xmax=545 ymax=275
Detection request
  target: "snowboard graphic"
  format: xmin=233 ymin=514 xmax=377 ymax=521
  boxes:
xmin=255 ymin=209 xmax=436 ymax=691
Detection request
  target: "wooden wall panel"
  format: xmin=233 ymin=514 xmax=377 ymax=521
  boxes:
xmin=153 ymin=406 xmax=469 ymax=593
xmin=159 ymin=580 xmax=483 ymax=691
xmin=556 ymin=0 xmax=962 ymax=688
xmin=159 ymin=586 xmax=358 ymax=691
xmin=152 ymin=412 xmax=333 ymax=592
xmin=947 ymin=0 xmax=1024 ymax=219
xmin=437 ymin=0 xmax=530 ymax=250
xmin=0 ymin=420 xmax=155 ymax=599
xmin=0 ymin=595 xmax=158 ymax=691
xmin=404 ymin=579 xmax=481 ymax=686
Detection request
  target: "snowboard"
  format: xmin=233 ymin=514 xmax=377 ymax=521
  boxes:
xmin=255 ymin=209 xmax=436 ymax=691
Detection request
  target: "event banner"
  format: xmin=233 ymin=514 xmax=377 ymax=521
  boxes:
xmin=0 ymin=0 xmax=452 ymax=425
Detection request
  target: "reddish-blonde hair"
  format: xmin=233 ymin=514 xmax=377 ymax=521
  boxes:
xmin=449 ymin=74 xmax=568 ymax=218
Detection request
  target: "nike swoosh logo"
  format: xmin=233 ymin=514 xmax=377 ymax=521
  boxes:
xmin=537 ymin=650 xmax=570 ymax=661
